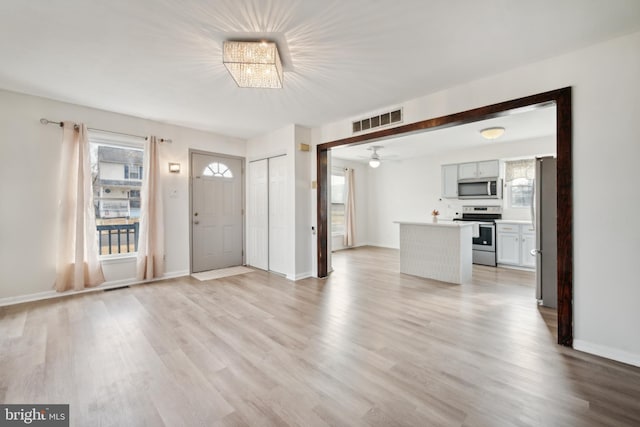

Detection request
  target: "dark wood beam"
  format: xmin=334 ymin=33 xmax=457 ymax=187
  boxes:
xmin=316 ymin=87 xmax=573 ymax=346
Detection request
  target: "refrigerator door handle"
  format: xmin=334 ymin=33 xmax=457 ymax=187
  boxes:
xmin=530 ymin=178 xmax=536 ymax=230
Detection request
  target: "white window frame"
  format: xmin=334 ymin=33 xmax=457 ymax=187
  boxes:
xmin=331 ymin=167 xmax=346 ymax=236
xmin=504 ymin=159 xmax=535 ymax=209
xmin=89 ymin=133 xmax=145 ymax=260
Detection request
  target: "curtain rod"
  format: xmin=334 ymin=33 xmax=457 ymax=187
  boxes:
xmin=40 ymin=118 xmax=172 ymax=143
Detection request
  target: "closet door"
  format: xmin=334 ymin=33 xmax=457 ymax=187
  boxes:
xmin=268 ymin=155 xmax=288 ymax=275
xmin=247 ymin=159 xmax=269 ymax=270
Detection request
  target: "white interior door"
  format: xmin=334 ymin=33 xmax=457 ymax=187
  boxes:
xmin=268 ymin=155 xmax=288 ymax=275
xmin=191 ymin=153 xmax=243 ymax=273
xmin=247 ymin=159 xmax=268 ymax=270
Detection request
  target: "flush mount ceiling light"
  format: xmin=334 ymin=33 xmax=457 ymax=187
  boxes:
xmin=223 ymin=40 xmax=283 ymax=89
xmin=480 ymin=127 xmax=506 ymax=140
xmin=369 ymin=146 xmax=382 ymax=168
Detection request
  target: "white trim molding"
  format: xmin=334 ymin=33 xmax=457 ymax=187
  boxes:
xmin=0 ymin=270 xmax=190 ymax=307
xmin=293 ymin=272 xmax=313 ymax=281
xmin=573 ymin=339 xmax=640 ymax=368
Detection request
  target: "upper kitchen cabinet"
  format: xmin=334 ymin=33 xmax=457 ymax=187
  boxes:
xmin=458 ymin=162 xmax=478 ymax=180
xmin=478 ymin=160 xmax=500 ymax=177
xmin=458 ymin=160 xmax=500 ymax=180
xmin=441 ymin=164 xmax=458 ymax=198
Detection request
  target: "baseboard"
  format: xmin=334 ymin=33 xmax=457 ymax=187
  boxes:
xmin=573 ymin=339 xmax=640 ymax=368
xmin=365 ymin=243 xmax=400 ymax=250
xmin=332 ymin=242 xmax=369 ymax=252
xmin=293 ymin=272 xmax=313 ymax=281
xmin=497 ymin=264 xmax=535 ymax=272
xmin=0 ymin=270 xmax=190 ymax=307
xmin=0 ymin=290 xmax=59 ymax=307
xmin=162 ymin=270 xmax=190 ymax=280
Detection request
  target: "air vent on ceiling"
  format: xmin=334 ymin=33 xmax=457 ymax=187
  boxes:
xmin=352 ymin=108 xmax=403 ymax=134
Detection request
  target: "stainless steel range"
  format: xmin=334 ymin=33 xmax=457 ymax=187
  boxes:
xmin=454 ymin=205 xmax=502 ymax=267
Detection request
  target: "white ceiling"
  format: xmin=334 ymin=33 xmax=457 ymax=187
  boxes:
xmin=1 ymin=1 xmax=639 ymax=139
xmin=332 ymin=105 xmax=556 ymax=163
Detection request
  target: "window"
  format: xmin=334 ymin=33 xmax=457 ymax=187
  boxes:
xmin=331 ymin=170 xmax=345 ymax=235
xmin=124 ymin=164 xmax=143 ymax=180
xmin=90 ymin=139 xmax=144 ymax=256
xmin=203 ymin=162 xmax=233 ymax=178
xmin=505 ymin=159 xmax=535 ymax=208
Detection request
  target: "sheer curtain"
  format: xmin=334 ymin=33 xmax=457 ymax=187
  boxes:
xmin=55 ymin=123 xmax=105 ymax=291
xmin=505 ymin=159 xmax=535 ymax=182
xmin=136 ymin=136 xmax=165 ymax=280
xmin=343 ymin=168 xmax=356 ymax=247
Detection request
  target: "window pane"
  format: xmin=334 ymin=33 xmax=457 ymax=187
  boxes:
xmin=331 ymin=171 xmax=346 ymax=234
xmin=331 ymin=174 xmax=345 ymax=203
xmin=506 ymin=160 xmax=535 ymax=209
xmin=331 ymin=203 xmax=345 ymax=234
xmin=203 ymin=162 xmax=233 ymax=178
xmin=90 ymin=141 xmax=144 ymax=255
xmin=510 ymin=183 xmax=534 ymax=207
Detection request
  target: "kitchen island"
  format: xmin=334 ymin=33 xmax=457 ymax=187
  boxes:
xmin=394 ymin=221 xmax=476 ymax=285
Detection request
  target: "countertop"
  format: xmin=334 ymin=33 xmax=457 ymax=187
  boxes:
xmin=495 ymin=220 xmax=533 ymax=225
xmin=394 ymin=220 xmax=476 ymax=228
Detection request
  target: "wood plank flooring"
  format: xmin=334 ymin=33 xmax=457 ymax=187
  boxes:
xmin=1 ymin=246 xmax=639 ymax=426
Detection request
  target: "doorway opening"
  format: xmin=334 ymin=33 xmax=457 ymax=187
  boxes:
xmin=316 ymin=88 xmax=572 ymax=346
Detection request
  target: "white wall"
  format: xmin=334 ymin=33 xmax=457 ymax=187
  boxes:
xmin=294 ymin=125 xmax=312 ymax=279
xmin=330 ymin=157 xmax=370 ymax=251
xmin=363 ymin=136 xmax=555 ymax=249
xmin=246 ymin=124 xmax=313 ymax=280
xmin=312 ymin=31 xmax=640 ymax=366
xmin=100 ymin=162 xmax=125 ymax=180
xmin=0 ymin=89 xmax=245 ymax=301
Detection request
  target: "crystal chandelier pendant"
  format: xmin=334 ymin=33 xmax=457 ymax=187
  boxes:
xmin=223 ymin=41 xmax=284 ymax=89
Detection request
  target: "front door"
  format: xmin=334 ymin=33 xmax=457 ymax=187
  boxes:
xmin=191 ymin=152 xmax=243 ymax=273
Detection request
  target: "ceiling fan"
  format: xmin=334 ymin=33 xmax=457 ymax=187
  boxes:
xmin=353 ymin=145 xmax=398 ymax=167
xmin=368 ymin=146 xmax=382 ymax=168
xmin=366 ymin=146 xmax=399 ymax=168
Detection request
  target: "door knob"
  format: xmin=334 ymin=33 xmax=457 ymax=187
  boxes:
xmin=194 ymin=212 xmax=199 ymax=217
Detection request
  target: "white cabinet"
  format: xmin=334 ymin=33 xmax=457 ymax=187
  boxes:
xmin=458 ymin=162 xmax=478 ymax=180
xmin=478 ymin=160 xmax=500 ymax=178
xmin=458 ymin=160 xmax=500 ymax=180
xmin=497 ymin=222 xmax=536 ymax=269
xmin=441 ymin=164 xmax=458 ymax=198
xmin=520 ymin=231 xmax=537 ymax=268
xmin=497 ymin=231 xmax=521 ymax=265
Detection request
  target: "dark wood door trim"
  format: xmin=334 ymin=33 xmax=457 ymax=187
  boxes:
xmin=316 ymin=87 xmax=573 ymax=346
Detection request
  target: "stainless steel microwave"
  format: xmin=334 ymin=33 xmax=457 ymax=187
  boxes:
xmin=458 ymin=178 xmax=502 ymax=199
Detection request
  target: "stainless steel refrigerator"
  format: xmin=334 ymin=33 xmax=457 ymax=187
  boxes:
xmin=533 ymin=156 xmax=557 ymax=308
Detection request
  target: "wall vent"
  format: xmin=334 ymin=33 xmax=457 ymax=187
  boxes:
xmin=104 ymin=285 xmax=130 ymax=292
xmin=352 ymin=108 xmax=403 ymax=134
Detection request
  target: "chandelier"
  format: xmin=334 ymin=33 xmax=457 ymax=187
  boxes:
xmin=223 ymin=41 xmax=283 ymax=89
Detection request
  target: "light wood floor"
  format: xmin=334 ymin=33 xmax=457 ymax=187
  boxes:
xmin=1 ymin=247 xmax=639 ymax=426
